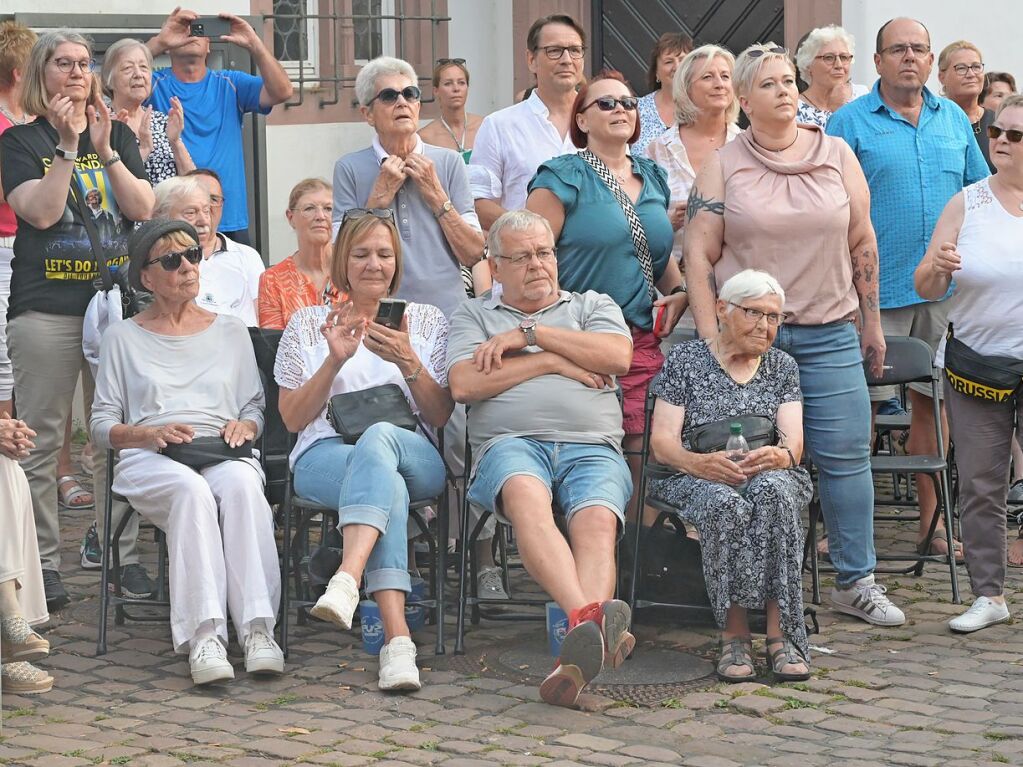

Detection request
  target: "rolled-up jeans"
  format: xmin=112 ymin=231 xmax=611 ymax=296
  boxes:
xmin=774 ymin=321 xmax=876 ymax=586
xmin=293 ymin=422 xmax=446 ymax=595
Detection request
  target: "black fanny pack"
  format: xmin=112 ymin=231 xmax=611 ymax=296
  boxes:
xmin=326 ymin=383 xmax=419 ymax=444
xmin=688 ymin=414 xmax=777 ymax=454
xmin=161 ymin=436 xmax=254 ymax=470
xmin=943 ymin=324 xmax=1023 ymax=404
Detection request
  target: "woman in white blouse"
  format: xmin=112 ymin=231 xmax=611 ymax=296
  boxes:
xmin=275 ymin=209 xmax=452 ymax=692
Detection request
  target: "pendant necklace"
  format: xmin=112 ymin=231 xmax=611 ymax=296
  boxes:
xmin=439 ymin=114 xmax=467 ymax=153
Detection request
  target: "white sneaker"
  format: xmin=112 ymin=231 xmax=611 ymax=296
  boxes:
xmin=189 ymin=636 xmax=234 ymax=685
xmin=831 ymin=574 xmax=906 ymax=626
xmin=378 ymin=635 xmax=421 ymax=691
xmin=309 ymin=570 xmax=360 ymax=629
xmin=949 ymin=596 xmax=1010 ymax=634
xmin=245 ymin=628 xmax=285 ymax=675
xmin=478 ymin=566 xmax=510 ymax=601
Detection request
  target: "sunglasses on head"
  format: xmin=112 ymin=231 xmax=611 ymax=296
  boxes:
xmin=144 ymin=245 xmax=202 ymax=271
xmin=582 ymin=95 xmax=639 ymax=112
xmin=341 ymin=208 xmax=395 ymax=227
xmin=367 ymin=85 xmax=422 ymax=106
xmin=436 ymin=57 xmax=466 ymax=66
xmin=988 ymin=125 xmax=1023 ymax=143
xmin=746 ymin=46 xmax=788 ymax=59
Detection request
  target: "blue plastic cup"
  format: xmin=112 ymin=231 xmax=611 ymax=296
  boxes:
xmin=359 ymin=599 xmax=385 ymax=656
xmin=545 ymin=601 xmax=569 ymax=657
xmin=405 ymin=576 xmax=427 ymax=632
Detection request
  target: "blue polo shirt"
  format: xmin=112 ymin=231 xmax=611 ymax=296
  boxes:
xmin=826 ymin=81 xmax=988 ymax=309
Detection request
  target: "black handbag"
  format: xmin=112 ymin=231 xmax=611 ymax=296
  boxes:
xmin=326 ymin=383 xmax=419 ymax=444
xmin=161 ymin=436 xmax=254 ymax=470
xmin=688 ymin=414 xmax=777 ymax=454
xmin=944 ymin=324 xmax=1023 ymax=403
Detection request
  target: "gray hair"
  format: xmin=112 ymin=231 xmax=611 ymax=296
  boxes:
xmin=996 ymin=93 xmax=1023 ymax=118
xmin=355 ymin=56 xmax=418 ymax=107
xmin=100 ymin=38 xmax=153 ymax=98
xmin=795 ymin=25 xmax=856 ymax=85
xmin=673 ymin=44 xmax=740 ymax=126
xmin=486 ymin=210 xmax=554 ymax=260
xmin=718 ymin=269 xmax=785 ymax=309
xmin=152 ymin=176 xmax=209 ymax=218
xmin=733 ymin=42 xmax=794 ymax=99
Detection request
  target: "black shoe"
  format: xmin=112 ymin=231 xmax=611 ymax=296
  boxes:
xmin=42 ymin=569 xmax=69 ymax=611
xmin=109 ymin=563 xmax=155 ymax=600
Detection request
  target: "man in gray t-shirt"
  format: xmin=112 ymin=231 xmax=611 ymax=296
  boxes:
xmin=446 ymin=210 xmax=635 ymax=709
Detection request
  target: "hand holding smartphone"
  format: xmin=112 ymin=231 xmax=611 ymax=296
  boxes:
xmin=374 ymin=298 xmax=407 ymax=330
xmin=189 ymin=17 xmax=233 ymax=39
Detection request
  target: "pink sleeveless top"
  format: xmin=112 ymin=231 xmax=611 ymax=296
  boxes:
xmin=715 ymin=126 xmax=858 ymax=325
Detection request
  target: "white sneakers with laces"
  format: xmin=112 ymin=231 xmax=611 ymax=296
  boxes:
xmin=378 ymin=635 xmax=421 ymax=691
xmin=831 ymin=574 xmax=906 ymax=626
xmin=949 ymin=596 xmax=1010 ymax=634
xmin=245 ymin=628 xmax=285 ymax=675
xmin=310 ymin=570 xmax=360 ymax=629
xmin=189 ymin=636 xmax=234 ymax=685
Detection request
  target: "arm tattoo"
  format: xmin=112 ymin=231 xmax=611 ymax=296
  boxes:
xmin=686 ymin=185 xmax=725 ymax=223
xmin=851 ymin=248 xmax=880 ymax=312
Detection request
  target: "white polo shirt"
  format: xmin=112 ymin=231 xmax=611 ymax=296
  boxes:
xmin=196 ymin=233 xmax=265 ymax=327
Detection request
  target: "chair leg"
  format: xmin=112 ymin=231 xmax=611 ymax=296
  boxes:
xmin=808 ymin=498 xmax=822 ymax=606
xmin=933 ymin=473 xmax=961 ymax=604
xmin=454 ymin=485 xmax=472 ymax=655
xmin=96 ymin=449 xmax=116 ymax=656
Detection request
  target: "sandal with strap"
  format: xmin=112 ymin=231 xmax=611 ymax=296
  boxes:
xmin=57 ymin=475 xmax=94 ymax=510
xmin=918 ymin=531 xmax=964 ymax=564
xmin=716 ymin=636 xmax=756 ymax=683
xmin=765 ymin=636 xmax=811 ymax=682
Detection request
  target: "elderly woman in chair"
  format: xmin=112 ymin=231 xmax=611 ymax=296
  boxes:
xmin=648 ymin=269 xmax=812 ymax=683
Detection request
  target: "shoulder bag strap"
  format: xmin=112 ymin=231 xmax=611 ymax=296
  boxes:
xmin=578 ymin=149 xmax=656 ymax=302
xmin=69 ymin=174 xmax=115 ymax=292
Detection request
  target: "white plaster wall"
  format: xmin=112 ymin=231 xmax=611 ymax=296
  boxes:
xmin=0 ymin=1 xmax=249 ymax=15
xmin=446 ymin=0 xmax=516 ymax=115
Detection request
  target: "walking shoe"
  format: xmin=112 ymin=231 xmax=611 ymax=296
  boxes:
xmin=1 ymin=616 xmax=50 ymax=663
xmin=1 ymin=661 xmax=54 ymax=694
xmin=244 ymin=628 xmax=285 ymax=675
xmin=110 ymin=563 xmax=155 ymax=599
xmin=571 ymin=599 xmax=635 ymax=669
xmin=80 ymin=522 xmax=102 ymax=570
xmin=378 ymin=635 xmax=421 ymax=691
xmin=831 ymin=574 xmax=906 ymax=626
xmin=477 ymin=566 xmax=510 ymax=600
xmin=188 ymin=636 xmax=234 ymax=685
xmin=1008 ymin=479 xmax=1023 ymax=506
xmin=539 ymin=619 xmax=603 ymax=708
xmin=309 ymin=570 xmax=360 ymax=629
xmin=42 ymin=569 xmax=69 ymax=612
xmin=949 ymin=596 xmax=1010 ymax=634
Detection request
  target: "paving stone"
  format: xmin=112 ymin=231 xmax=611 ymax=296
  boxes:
xmin=618 ymin=744 xmax=682 ymax=762
xmin=554 ymin=734 xmax=625 ymax=751
xmin=729 ymin=695 xmax=787 ymax=716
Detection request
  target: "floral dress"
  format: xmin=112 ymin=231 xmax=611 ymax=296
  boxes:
xmin=649 ymin=340 xmax=813 ymax=658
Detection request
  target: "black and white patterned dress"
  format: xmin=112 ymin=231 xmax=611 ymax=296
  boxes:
xmin=649 ymin=340 xmax=813 ymax=658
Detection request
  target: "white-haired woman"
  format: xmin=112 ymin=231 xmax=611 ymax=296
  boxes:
xmin=101 ymin=38 xmax=193 ymax=184
xmin=685 ymin=44 xmax=905 ymax=629
xmin=650 ymin=269 xmax=812 ymax=683
xmin=646 ymin=44 xmax=741 ymax=262
xmin=795 ymin=25 xmax=868 ymax=128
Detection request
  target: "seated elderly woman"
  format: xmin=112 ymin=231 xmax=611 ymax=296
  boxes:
xmin=275 ymin=209 xmax=452 ymax=693
xmin=90 ymin=219 xmax=283 ymax=686
xmin=649 ymin=269 xmax=813 ymax=683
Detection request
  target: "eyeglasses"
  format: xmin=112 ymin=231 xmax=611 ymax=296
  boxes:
xmin=497 ymin=248 xmax=557 ymax=266
xmin=341 ymin=207 xmax=394 ymax=227
xmin=816 ymin=53 xmax=853 ymax=66
xmin=436 ymin=57 xmax=466 ymax=66
xmin=366 ymin=85 xmax=422 ymax=106
xmin=746 ymin=46 xmax=787 ymax=59
xmin=880 ymin=43 xmax=931 ymax=57
xmin=536 ymin=45 xmax=585 ymax=61
xmin=208 ymin=193 xmax=224 ymax=208
xmin=51 ymin=57 xmax=96 ymax=73
xmin=951 ymin=62 xmax=985 ymax=76
xmin=144 ymin=245 xmax=203 ymax=271
xmin=988 ymin=125 xmax=1023 ymax=143
xmin=581 ymin=95 xmax=638 ymax=112
xmin=729 ymin=302 xmax=789 ymax=326
xmin=292 ymin=203 xmax=334 ymax=218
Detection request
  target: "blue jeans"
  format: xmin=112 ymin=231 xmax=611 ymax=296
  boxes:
xmin=774 ymin=322 xmax=875 ymax=586
xmin=293 ymin=423 xmax=446 ymax=595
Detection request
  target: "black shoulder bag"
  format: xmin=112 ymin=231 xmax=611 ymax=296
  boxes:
xmin=326 ymin=383 xmax=420 ymax=444
xmin=943 ymin=324 xmax=1023 ymax=403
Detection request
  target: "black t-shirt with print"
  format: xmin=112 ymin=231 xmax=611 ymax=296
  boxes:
xmin=1 ymin=118 xmax=148 ymax=320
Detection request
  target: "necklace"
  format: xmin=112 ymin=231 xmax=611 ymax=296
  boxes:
xmin=712 ymin=337 xmax=763 ymax=383
xmin=0 ymin=101 xmax=27 ymax=126
xmin=439 ymin=114 xmax=467 ymax=153
xmin=751 ymin=127 xmax=799 ymax=153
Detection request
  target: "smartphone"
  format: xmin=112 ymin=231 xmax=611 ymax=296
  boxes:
xmin=374 ymin=298 xmax=407 ymax=330
xmin=654 ymin=304 xmax=668 ymax=337
xmin=189 ymin=17 xmax=233 ymax=39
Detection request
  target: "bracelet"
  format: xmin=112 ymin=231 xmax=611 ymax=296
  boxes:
xmin=782 ymin=446 xmax=797 ymax=468
xmin=403 ymin=363 xmax=423 ymax=383
xmin=670 ymin=281 xmax=687 ymax=295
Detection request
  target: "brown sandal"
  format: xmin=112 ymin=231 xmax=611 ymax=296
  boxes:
xmin=765 ymin=636 xmax=811 ymax=682
xmin=716 ymin=636 xmax=756 ymax=683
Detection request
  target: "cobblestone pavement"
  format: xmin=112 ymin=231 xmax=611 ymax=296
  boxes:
xmin=2 ymin=486 xmax=1022 ymax=767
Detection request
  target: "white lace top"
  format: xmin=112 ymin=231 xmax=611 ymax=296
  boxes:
xmin=274 ymin=302 xmax=449 ymax=466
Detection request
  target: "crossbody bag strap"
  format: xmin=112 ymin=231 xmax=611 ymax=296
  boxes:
xmin=578 ymin=149 xmax=656 ymax=301
xmin=69 ymin=174 xmax=115 ymax=292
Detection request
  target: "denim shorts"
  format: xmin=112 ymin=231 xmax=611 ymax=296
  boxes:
xmin=467 ymin=437 xmax=632 ymax=532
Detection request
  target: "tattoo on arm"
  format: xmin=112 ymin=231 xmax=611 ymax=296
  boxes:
xmin=686 ymin=185 xmax=725 ymax=223
xmin=851 ymin=248 xmax=880 ymax=312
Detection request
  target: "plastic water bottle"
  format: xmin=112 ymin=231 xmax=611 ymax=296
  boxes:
xmin=725 ymin=422 xmax=749 ymax=494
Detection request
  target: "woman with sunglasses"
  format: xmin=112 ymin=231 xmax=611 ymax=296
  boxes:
xmin=0 ymin=30 xmax=153 ymax=611
xmin=418 ymin=58 xmax=483 ymax=163
xmin=91 ymin=218 xmax=284 ymax=685
xmin=938 ymin=41 xmax=995 ymax=172
xmin=913 ymin=95 xmax=1023 ymax=632
xmin=276 ymin=209 xmax=453 ymax=692
xmin=794 ymin=25 xmax=867 ymax=128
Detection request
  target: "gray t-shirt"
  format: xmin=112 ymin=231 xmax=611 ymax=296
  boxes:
xmin=446 ymin=290 xmax=630 ymax=466
xmin=91 ymin=314 xmax=265 ymax=449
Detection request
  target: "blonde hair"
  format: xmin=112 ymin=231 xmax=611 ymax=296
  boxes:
xmin=21 ymin=30 xmax=99 ymax=117
xmin=938 ymin=40 xmax=983 ymax=72
xmin=288 ymin=178 xmax=331 ymax=211
xmin=0 ymin=21 xmax=37 ymax=91
xmin=672 ymin=44 xmax=740 ymax=126
xmin=733 ymin=42 xmax=794 ymax=99
xmin=100 ymin=38 xmax=153 ymax=98
xmin=331 ymin=215 xmax=403 ymax=295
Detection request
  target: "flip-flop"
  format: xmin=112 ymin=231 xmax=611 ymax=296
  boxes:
xmin=57 ymin=475 xmax=94 ymax=510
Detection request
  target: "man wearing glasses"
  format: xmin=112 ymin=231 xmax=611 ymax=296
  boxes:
xmin=470 ymin=14 xmax=587 ymax=229
xmin=827 ymin=17 xmax=988 ymax=563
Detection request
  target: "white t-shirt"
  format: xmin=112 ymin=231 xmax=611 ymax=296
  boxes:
xmin=196 ymin=233 xmax=265 ymax=327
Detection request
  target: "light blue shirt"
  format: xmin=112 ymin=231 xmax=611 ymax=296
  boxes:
xmin=826 ymin=81 xmax=988 ymax=309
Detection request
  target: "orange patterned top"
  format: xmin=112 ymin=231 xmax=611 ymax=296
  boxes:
xmin=257 ymin=256 xmax=341 ymax=330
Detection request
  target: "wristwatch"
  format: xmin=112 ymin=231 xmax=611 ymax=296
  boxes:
xmin=101 ymin=151 xmax=122 ymax=168
xmin=670 ymin=281 xmax=687 ymax=295
xmin=54 ymin=145 xmax=77 ymax=162
xmin=434 ymin=199 xmax=454 ymax=219
xmin=519 ymin=318 xmax=537 ymax=347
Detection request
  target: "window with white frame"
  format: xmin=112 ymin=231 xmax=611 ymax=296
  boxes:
xmin=273 ymin=0 xmax=318 ymax=77
xmin=353 ymin=0 xmax=395 ymax=63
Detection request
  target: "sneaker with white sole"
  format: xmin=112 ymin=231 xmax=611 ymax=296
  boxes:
xmin=477 ymin=566 xmax=509 ymax=601
xmin=188 ymin=636 xmax=234 ymax=685
xmin=831 ymin=574 xmax=906 ymax=626
xmin=80 ymin=522 xmax=102 ymax=570
xmin=539 ymin=619 xmax=604 ymax=708
xmin=378 ymin=635 xmax=421 ymax=691
xmin=244 ymin=628 xmax=285 ymax=675
xmin=949 ymin=596 xmax=1010 ymax=634
xmin=309 ymin=570 xmax=360 ymax=629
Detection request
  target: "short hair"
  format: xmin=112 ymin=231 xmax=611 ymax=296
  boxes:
xmin=331 ymin=215 xmax=403 ymax=295
xmin=795 ymin=25 xmax=856 ymax=84
xmin=875 ymin=17 xmax=930 ymax=55
xmin=733 ymin=42 xmax=794 ymax=100
xmin=433 ymin=59 xmax=469 ymax=88
xmin=646 ymin=32 xmax=694 ymax=92
xmin=526 ymin=13 xmax=586 ymax=53
xmin=673 ymin=44 xmax=740 ymax=126
xmin=355 ymin=56 xmax=418 ymax=107
xmin=21 ymin=30 xmax=99 ymax=117
xmin=718 ymin=269 xmax=786 ymax=309
xmin=569 ymin=69 xmax=640 ymax=148
xmin=287 ymin=178 xmax=331 ymax=211
xmin=86 ymin=188 xmax=101 ymax=202
xmin=938 ymin=40 xmax=983 ymax=72
xmin=152 ymin=176 xmax=209 ymax=218
xmin=983 ymin=71 xmax=1018 ymax=102
xmin=186 ymin=167 xmax=223 ymax=185
xmin=0 ymin=22 xmax=37 ymax=91
xmin=995 ymin=93 xmax=1023 ymax=119
xmin=487 ymin=210 xmax=554 ymax=260
xmin=100 ymin=38 xmax=152 ymax=98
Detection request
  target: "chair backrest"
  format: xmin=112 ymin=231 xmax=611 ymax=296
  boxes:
xmin=865 ymin=335 xmax=936 ymax=387
xmin=249 ymin=327 xmax=289 ymax=504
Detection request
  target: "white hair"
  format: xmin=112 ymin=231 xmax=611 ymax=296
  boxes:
xmin=355 ymin=56 xmax=418 ymax=107
xmin=795 ymin=25 xmax=856 ymax=85
xmin=718 ymin=269 xmax=785 ymax=309
xmin=733 ymin=42 xmax=794 ymax=99
xmin=152 ymin=176 xmax=208 ymax=218
xmin=486 ymin=210 xmax=553 ymax=259
xmin=672 ymin=44 xmax=740 ymax=126
xmin=100 ymin=38 xmax=153 ymax=97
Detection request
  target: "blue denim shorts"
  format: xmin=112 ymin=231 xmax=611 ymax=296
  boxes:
xmin=467 ymin=437 xmax=632 ymax=531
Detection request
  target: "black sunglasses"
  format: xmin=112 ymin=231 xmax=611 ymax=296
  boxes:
xmin=582 ymin=95 xmax=639 ymax=112
xmin=341 ymin=207 xmax=395 ymax=227
xmin=436 ymin=57 xmax=466 ymax=66
xmin=746 ymin=46 xmax=788 ymax=59
xmin=366 ymin=85 xmax=422 ymax=106
xmin=144 ymin=245 xmax=202 ymax=271
xmin=988 ymin=125 xmax=1023 ymax=143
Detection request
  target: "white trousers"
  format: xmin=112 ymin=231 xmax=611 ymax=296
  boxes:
xmin=0 ymin=454 xmax=48 ymax=626
xmin=113 ymin=449 xmax=280 ymax=653
xmin=0 ymin=244 xmax=12 ymax=401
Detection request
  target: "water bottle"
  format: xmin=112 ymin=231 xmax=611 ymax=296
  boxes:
xmin=725 ymin=422 xmax=749 ymax=494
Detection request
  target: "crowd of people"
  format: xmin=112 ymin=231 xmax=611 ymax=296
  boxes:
xmin=0 ymin=8 xmax=1021 ymax=709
